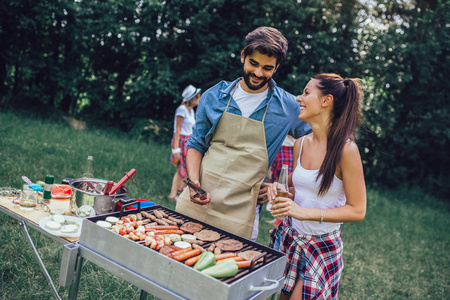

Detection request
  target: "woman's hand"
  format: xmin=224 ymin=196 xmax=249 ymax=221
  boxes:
xmin=270 ymin=197 xmax=303 ymax=220
xmin=266 ymin=182 xmax=278 ymax=204
xmin=173 ymin=152 xmax=181 ymax=162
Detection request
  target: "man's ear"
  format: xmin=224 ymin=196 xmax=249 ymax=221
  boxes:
xmin=274 ymin=64 xmax=279 ymax=73
xmin=322 ymin=94 xmax=333 ymax=107
xmin=241 ymin=51 xmax=246 ymax=63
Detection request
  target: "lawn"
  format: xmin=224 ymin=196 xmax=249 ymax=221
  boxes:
xmin=0 ymin=108 xmax=448 ymax=299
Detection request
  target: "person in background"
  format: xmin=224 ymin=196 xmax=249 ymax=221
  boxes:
xmin=267 ymin=73 xmax=367 ymax=299
xmin=269 ymin=135 xmax=296 ymax=183
xmin=168 ymin=85 xmax=201 ymax=202
xmin=175 ymin=26 xmax=311 ymax=240
xmin=267 ymin=135 xmax=296 ymax=226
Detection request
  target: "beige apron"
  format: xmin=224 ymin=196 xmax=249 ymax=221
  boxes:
xmin=176 ymin=85 xmax=269 ymax=239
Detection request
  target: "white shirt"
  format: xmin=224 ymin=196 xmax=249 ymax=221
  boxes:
xmin=233 ymin=84 xmax=268 ymax=118
xmin=282 ymin=135 xmax=296 ymax=147
xmin=173 ymin=105 xmax=195 ymax=136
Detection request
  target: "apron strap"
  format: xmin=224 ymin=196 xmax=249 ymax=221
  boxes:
xmin=225 ymin=84 xmax=239 ymax=112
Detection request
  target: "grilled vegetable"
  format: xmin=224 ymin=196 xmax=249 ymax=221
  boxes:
xmin=181 ymin=234 xmax=196 ymax=241
xmin=173 ymin=241 xmax=191 ymax=249
xmin=105 ymin=216 xmax=119 ymax=224
xmin=201 ymin=258 xmax=239 ymax=278
xmin=193 ymin=251 xmax=216 ymax=271
xmin=96 ymin=221 xmax=112 ymax=229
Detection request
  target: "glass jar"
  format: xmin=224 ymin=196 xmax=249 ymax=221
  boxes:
xmin=19 ymin=184 xmax=38 ymax=211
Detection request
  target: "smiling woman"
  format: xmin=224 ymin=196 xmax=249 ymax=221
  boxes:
xmin=267 ymin=73 xmax=365 ymax=300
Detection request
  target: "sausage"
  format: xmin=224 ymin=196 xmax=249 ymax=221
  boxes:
xmin=161 ymin=218 xmax=177 ymax=225
xmin=170 ymin=247 xmax=193 ymax=257
xmin=155 ymin=219 xmax=169 ymax=226
xmin=172 ymin=249 xmax=202 ymax=261
xmin=215 ymin=253 xmax=236 ymax=260
xmin=152 ymin=230 xmax=184 ymax=235
xmin=215 ymin=256 xmax=245 ymax=264
xmin=168 ymin=216 xmax=184 ymax=225
xmin=192 ymin=244 xmax=206 ymax=252
xmin=145 ymin=225 xmax=179 ymax=231
xmin=184 ymin=239 xmax=204 ymax=245
xmin=185 ymin=254 xmax=202 ymax=266
xmin=237 ymin=261 xmax=253 ymax=269
xmin=159 ymin=210 xmax=169 ymax=218
xmin=207 ymin=243 xmax=215 ymax=252
xmin=154 ymin=210 xmax=164 ymax=219
xmin=140 ymin=211 xmax=153 ymax=219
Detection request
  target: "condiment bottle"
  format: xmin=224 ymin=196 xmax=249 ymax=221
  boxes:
xmin=82 ymin=156 xmax=94 ymax=178
xmin=43 ymin=174 xmax=55 ymax=204
xmin=267 ymin=164 xmax=289 ymax=211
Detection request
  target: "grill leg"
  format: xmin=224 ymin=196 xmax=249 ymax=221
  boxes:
xmin=139 ymin=290 xmax=148 ymax=300
xmin=68 ymin=255 xmax=84 ymax=300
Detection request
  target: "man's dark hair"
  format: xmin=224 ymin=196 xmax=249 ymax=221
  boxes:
xmin=241 ymin=27 xmax=288 ymax=64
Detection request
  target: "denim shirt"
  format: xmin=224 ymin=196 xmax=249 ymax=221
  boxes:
xmin=187 ymin=78 xmax=312 ymax=167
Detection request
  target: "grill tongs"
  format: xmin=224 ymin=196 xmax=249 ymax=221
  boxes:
xmin=183 ymin=178 xmax=207 ymax=198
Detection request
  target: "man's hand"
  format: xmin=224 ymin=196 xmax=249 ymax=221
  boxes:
xmin=188 ymin=179 xmax=211 ymax=205
xmin=257 ymin=182 xmax=271 ymax=204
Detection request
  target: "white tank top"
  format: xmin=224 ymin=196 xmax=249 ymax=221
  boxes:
xmin=291 ymin=137 xmax=347 ymax=235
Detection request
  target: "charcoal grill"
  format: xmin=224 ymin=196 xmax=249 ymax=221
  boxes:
xmin=62 ymin=203 xmax=286 ymax=300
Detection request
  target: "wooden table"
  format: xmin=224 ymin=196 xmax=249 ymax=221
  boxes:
xmin=0 ymin=195 xmax=78 ymax=243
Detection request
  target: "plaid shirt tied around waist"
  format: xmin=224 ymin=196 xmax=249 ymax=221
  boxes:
xmin=269 ymin=217 xmax=344 ymax=299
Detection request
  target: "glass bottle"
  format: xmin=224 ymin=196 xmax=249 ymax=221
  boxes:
xmin=42 ymin=174 xmax=54 ymax=204
xmin=266 ymin=164 xmax=289 ymax=211
xmin=82 ymin=156 xmax=94 ymax=178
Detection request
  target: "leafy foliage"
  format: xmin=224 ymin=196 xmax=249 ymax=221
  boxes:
xmin=0 ymin=0 xmax=448 ymax=196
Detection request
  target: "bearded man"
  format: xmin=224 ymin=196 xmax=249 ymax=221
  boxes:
xmin=175 ymin=27 xmax=311 ymax=240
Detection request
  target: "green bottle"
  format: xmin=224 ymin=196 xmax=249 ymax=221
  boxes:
xmin=43 ymin=174 xmax=54 ymax=204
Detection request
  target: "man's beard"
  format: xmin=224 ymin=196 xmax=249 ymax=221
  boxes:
xmin=242 ymin=71 xmax=270 ymax=91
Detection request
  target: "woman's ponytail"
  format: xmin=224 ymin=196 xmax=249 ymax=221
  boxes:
xmin=313 ymin=73 xmax=362 ymax=196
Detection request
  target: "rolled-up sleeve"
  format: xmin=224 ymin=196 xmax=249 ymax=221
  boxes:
xmin=187 ymin=80 xmax=233 ymax=155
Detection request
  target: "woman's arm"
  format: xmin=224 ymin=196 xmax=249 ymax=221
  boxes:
xmin=172 ymin=115 xmax=184 ymax=160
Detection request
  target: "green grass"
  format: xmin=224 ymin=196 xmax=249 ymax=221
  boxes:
xmin=0 ymin=108 xmax=449 ymax=299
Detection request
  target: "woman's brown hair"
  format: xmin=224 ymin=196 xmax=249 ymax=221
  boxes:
xmin=313 ymin=73 xmax=363 ymax=196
